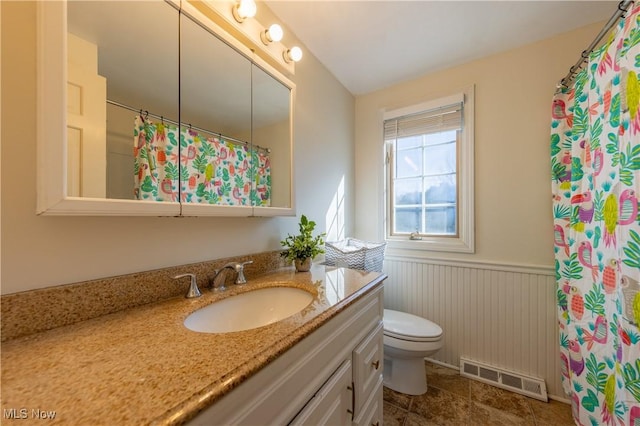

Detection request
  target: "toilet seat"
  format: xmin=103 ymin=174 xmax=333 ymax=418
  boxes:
xmin=383 ymin=309 xmax=443 ymax=342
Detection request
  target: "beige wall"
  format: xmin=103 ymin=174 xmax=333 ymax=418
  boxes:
xmin=2 ymin=3 xmax=601 ymax=293
xmin=0 ymin=1 xmax=355 ymax=294
xmin=354 ymin=22 xmax=605 ymax=268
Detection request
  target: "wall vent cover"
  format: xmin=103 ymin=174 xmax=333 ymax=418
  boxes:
xmin=459 ymin=357 xmax=548 ymax=402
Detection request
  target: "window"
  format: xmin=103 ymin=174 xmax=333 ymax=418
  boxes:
xmin=384 ymin=87 xmax=474 ymax=253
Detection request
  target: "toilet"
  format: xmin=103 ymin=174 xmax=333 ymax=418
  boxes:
xmin=383 ymin=309 xmax=443 ymax=395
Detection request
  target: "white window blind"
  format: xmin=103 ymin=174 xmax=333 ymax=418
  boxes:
xmin=383 ymin=102 xmax=463 ymax=140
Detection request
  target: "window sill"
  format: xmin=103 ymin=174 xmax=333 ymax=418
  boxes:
xmin=386 ymin=237 xmax=474 ymax=254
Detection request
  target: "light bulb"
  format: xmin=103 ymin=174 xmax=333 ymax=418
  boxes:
xmin=261 ymin=24 xmax=283 ymax=45
xmin=233 ymin=0 xmax=257 ymax=22
xmin=268 ymin=24 xmax=283 ymax=42
xmin=283 ymin=46 xmax=303 ymax=63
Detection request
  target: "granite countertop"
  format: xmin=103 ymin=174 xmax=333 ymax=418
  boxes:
xmin=1 ymin=265 xmax=385 ymax=425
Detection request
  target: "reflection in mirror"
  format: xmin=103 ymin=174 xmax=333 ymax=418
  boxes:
xmin=59 ymin=0 xmax=294 ymax=214
xmin=179 ymin=14 xmax=254 ymax=206
xmin=67 ymin=1 xmax=179 ymax=201
xmin=324 ymin=268 xmax=346 ymax=305
xmin=252 ymin=65 xmax=292 ymax=208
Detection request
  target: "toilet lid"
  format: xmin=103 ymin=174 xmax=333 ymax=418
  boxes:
xmin=383 ymin=309 xmax=443 ymax=341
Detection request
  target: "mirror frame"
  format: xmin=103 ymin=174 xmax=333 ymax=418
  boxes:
xmin=36 ymin=0 xmax=295 ymax=217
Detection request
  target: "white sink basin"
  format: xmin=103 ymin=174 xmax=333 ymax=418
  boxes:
xmin=184 ymin=287 xmax=314 ymax=333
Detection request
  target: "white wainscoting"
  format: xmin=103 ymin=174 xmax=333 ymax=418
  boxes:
xmin=382 ymin=256 xmax=567 ymax=401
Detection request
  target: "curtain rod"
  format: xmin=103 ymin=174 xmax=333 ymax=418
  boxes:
xmin=557 ymin=0 xmax=634 ymax=91
xmin=106 ymin=99 xmax=271 ymax=154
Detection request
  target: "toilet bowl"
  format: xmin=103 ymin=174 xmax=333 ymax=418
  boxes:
xmin=383 ymin=309 xmax=443 ymax=395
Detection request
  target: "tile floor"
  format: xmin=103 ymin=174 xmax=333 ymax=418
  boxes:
xmin=383 ymin=362 xmax=575 ymax=426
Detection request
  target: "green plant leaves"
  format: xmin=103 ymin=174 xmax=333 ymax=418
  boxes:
xmin=167 ymin=131 xmax=177 ymax=147
xmin=621 ymin=359 xmax=640 ymax=401
xmin=585 ymin=353 xmax=607 ymax=394
xmin=551 ymin=133 xmax=561 ymax=156
xmin=571 ymin=157 xmax=584 ymax=182
xmin=562 ymin=253 xmax=584 ymax=280
xmin=551 ymin=157 xmax=568 ymax=183
xmin=554 ymin=204 xmax=572 ymax=221
xmin=164 ymin=162 xmax=179 ymax=180
xmin=582 ymin=388 xmax=600 ymax=412
xmin=220 ymin=182 xmax=231 ymax=196
xmin=623 ymin=229 xmax=640 ymax=269
xmin=141 ymin=176 xmax=154 ymax=193
xmin=619 ymin=142 xmax=640 ymax=186
xmin=622 ymin=17 xmax=640 ymax=58
xmin=585 ymin=285 xmax=606 ymax=316
xmin=280 ymin=215 xmax=326 ymax=262
xmin=193 ymin=154 xmax=208 ymax=174
xmin=574 ymin=105 xmax=589 ymax=137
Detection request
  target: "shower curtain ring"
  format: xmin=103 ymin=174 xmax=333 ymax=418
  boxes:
xmin=618 ymin=0 xmax=632 ymax=16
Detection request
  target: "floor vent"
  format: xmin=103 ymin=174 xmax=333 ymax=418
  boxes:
xmin=459 ymin=357 xmax=548 ymax=402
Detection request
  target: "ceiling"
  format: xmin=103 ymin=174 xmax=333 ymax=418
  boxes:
xmin=265 ymin=1 xmax=620 ymax=95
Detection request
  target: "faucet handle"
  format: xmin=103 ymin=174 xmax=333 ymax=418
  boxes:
xmin=174 ymin=273 xmax=202 ymax=299
xmin=236 ymin=261 xmax=253 ymax=285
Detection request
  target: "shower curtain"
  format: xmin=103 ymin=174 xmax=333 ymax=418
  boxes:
xmin=133 ymin=115 xmax=271 ymax=206
xmin=551 ymin=3 xmax=640 ymax=425
xmin=133 ymin=115 xmax=180 ymax=202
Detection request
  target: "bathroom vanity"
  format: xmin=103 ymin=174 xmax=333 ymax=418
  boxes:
xmin=0 ymin=265 xmax=385 ymax=425
xmin=191 ymin=273 xmax=384 ymax=425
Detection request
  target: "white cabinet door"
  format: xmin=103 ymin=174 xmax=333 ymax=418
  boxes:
xmin=289 ymin=360 xmax=353 ymax=426
xmin=352 ymin=376 xmax=383 ymax=426
xmin=353 ymin=322 xmax=384 ymax=417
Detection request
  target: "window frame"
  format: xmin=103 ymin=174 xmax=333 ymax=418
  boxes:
xmin=383 ymin=86 xmax=475 ymax=254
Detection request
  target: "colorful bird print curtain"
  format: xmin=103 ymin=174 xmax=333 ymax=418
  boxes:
xmin=550 ymin=4 xmax=640 ymax=425
xmin=133 ymin=116 xmax=179 ymax=202
xmin=133 ymin=115 xmax=271 ymax=206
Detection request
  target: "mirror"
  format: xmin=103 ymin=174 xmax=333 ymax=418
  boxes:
xmin=41 ymin=0 xmax=294 ymax=216
xmin=67 ymin=1 xmax=180 ymax=201
xmin=252 ymin=64 xmax=293 ymax=210
xmin=179 ymin=13 xmax=254 ymax=208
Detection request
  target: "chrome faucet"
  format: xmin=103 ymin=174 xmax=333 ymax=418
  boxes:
xmin=211 ymin=261 xmax=253 ymax=292
xmin=173 ymin=273 xmax=202 ymax=298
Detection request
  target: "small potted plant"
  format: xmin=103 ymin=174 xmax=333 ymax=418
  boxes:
xmin=280 ymin=215 xmax=326 ymax=272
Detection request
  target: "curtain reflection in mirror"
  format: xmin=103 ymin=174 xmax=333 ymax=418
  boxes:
xmin=134 ymin=116 xmax=179 ymax=201
xmin=133 ymin=115 xmax=271 ymax=205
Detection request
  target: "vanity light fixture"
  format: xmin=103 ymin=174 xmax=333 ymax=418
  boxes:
xmin=283 ymin=46 xmax=303 ymax=63
xmin=201 ymin=0 xmax=300 ymax=75
xmin=232 ymin=0 xmax=257 ymax=22
xmin=261 ymin=23 xmax=283 ymax=45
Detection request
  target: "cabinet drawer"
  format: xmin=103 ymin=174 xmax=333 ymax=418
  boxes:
xmin=289 ymin=360 xmax=353 ymax=426
xmin=352 ymin=375 xmax=383 ymax=426
xmin=352 ymin=322 xmax=383 ymax=416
